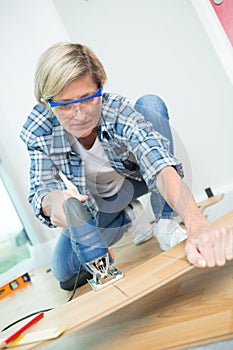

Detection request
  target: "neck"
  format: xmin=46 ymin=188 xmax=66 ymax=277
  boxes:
xmin=77 ymin=127 xmax=98 ymax=149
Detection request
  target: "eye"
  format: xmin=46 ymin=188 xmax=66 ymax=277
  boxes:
xmin=81 ymin=99 xmax=93 ymax=106
xmin=58 ymin=104 xmax=73 ymax=111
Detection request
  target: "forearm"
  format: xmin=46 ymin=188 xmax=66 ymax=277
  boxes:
xmin=156 ymin=166 xmax=209 ymax=231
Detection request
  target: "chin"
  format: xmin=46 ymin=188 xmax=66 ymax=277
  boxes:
xmin=72 ymin=128 xmax=93 ymax=139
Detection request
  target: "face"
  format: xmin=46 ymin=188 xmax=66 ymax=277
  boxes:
xmin=52 ymin=75 xmax=102 ymax=139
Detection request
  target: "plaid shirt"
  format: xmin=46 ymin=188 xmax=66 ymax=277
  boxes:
xmin=20 ymin=92 xmax=183 ymax=227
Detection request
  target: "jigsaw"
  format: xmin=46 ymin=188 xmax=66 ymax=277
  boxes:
xmin=64 ymin=197 xmax=123 ymax=291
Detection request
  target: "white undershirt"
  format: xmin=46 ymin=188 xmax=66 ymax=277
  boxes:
xmin=73 ymin=137 xmax=124 ymax=197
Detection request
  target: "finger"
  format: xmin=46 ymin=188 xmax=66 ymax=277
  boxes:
xmin=184 ymin=239 xmax=207 ymax=268
xmin=213 ymin=228 xmax=226 ymax=266
xmin=225 ymin=227 xmax=233 ymax=261
xmin=78 ymin=194 xmax=89 ymax=202
xmin=195 ymin=233 xmax=216 ymax=268
xmin=51 ymin=212 xmax=68 ymax=227
xmin=66 ymin=189 xmax=88 ymax=202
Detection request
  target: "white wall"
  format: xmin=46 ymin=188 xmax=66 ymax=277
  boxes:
xmin=53 ymin=0 xmax=233 ymax=198
xmin=0 ymin=0 xmax=70 ymax=243
xmin=0 ymin=0 xmax=233 ymax=243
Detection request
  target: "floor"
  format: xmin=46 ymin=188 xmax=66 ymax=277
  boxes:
xmin=0 ymin=197 xmax=233 ymax=349
xmin=0 ymin=229 xmax=161 ymax=334
xmin=42 ymin=258 xmax=233 ymax=350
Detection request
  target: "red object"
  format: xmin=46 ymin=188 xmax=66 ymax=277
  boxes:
xmin=209 ymin=0 xmax=233 ymax=46
xmin=0 ymin=312 xmax=44 ymax=348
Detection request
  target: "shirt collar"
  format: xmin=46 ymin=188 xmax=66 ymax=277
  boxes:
xmin=49 ymin=116 xmax=72 ymax=154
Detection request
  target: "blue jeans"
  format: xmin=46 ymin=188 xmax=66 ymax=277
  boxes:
xmin=51 ymin=95 xmax=177 ymax=282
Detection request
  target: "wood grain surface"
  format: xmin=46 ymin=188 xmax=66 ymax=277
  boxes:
xmin=1 ymin=209 xmax=233 ymax=349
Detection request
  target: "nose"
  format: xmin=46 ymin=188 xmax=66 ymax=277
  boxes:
xmin=73 ymin=102 xmax=82 ymax=112
xmin=72 ymin=104 xmax=86 ymax=120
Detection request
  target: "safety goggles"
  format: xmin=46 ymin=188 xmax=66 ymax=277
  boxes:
xmin=47 ymin=87 xmax=102 ymax=107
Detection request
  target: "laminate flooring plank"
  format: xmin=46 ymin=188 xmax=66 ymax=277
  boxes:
xmin=11 ymin=241 xmax=192 ymax=349
xmin=41 ymin=260 xmax=233 ymax=350
xmin=2 ymin=210 xmax=233 ymax=349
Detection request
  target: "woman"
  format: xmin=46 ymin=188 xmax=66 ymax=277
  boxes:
xmin=20 ymin=42 xmax=233 ymax=290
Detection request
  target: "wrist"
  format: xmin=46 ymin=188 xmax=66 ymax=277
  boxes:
xmin=41 ymin=192 xmax=54 ymax=217
xmin=183 ymin=211 xmax=211 ymax=234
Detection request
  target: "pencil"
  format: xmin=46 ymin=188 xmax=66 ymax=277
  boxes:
xmin=0 ymin=312 xmax=44 ymax=349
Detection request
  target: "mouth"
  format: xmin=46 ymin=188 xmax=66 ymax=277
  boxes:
xmin=70 ymin=121 xmax=92 ymax=128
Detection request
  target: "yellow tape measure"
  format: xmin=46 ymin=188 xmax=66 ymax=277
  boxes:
xmin=0 ymin=273 xmax=31 ymax=300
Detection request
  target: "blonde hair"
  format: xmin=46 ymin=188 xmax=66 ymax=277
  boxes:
xmin=34 ymin=42 xmax=107 ymax=106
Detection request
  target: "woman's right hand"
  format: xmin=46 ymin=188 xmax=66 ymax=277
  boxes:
xmin=41 ymin=189 xmax=88 ymax=227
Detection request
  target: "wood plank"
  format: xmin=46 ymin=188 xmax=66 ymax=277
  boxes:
xmin=6 ymin=241 xmax=193 ymax=349
xmin=40 ymin=259 xmax=233 ymax=350
xmin=197 ymin=193 xmax=224 ymax=213
xmin=2 ymin=210 xmax=233 ymax=349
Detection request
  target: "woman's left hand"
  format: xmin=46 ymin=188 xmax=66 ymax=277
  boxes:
xmin=184 ymin=223 xmax=233 ymax=268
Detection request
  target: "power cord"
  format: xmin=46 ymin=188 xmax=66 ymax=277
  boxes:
xmin=66 ymin=264 xmax=81 ymax=302
xmin=1 ymin=265 xmax=82 ymax=332
xmin=1 ymin=308 xmax=53 ymax=332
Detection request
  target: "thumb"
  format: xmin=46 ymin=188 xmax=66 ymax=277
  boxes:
xmin=66 ymin=189 xmax=88 ymax=202
xmin=184 ymin=239 xmax=207 ymax=268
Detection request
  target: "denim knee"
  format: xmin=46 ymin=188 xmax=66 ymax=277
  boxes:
xmin=134 ymin=94 xmax=174 ymax=154
xmin=50 ymin=232 xmax=81 ymax=282
xmin=135 ymin=94 xmax=169 ymax=120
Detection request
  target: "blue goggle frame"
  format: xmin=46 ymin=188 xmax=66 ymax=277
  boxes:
xmin=48 ymin=87 xmax=102 ymax=107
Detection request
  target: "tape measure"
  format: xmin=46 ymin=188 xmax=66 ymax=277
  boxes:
xmin=0 ymin=273 xmax=31 ymax=300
